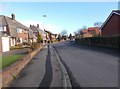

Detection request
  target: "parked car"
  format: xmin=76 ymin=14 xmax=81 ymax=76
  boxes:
xmin=70 ymin=38 xmax=75 ymax=42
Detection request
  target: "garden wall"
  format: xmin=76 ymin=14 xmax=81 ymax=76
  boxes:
xmin=1 ymin=45 xmax=43 ymax=87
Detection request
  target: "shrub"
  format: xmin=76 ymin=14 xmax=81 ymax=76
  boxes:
xmin=75 ymin=35 xmax=120 ymax=49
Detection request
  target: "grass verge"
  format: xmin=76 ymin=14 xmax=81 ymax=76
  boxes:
xmin=2 ymin=55 xmax=22 ymax=69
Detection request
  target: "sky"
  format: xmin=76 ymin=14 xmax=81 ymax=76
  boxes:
xmin=0 ymin=2 xmax=118 ymax=35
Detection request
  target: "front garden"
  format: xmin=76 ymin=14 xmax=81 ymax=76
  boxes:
xmin=1 ymin=55 xmax=22 ymax=69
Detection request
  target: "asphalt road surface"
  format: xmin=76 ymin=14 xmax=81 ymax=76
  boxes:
xmin=53 ymin=41 xmax=119 ymax=88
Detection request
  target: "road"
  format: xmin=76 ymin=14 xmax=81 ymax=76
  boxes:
xmin=53 ymin=41 xmax=119 ymax=88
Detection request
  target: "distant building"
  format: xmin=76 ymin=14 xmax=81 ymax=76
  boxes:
xmin=29 ymin=24 xmax=46 ymax=43
xmin=80 ymin=27 xmax=101 ymax=38
xmin=100 ymin=10 xmax=120 ymax=36
xmin=44 ymin=30 xmax=57 ymax=43
xmin=28 ymin=28 xmax=37 ymax=43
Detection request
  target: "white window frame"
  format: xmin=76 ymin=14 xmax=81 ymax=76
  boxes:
xmin=0 ymin=26 xmax=6 ymax=31
xmin=17 ymin=28 xmax=22 ymax=33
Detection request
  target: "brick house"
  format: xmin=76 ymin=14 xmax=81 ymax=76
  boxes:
xmin=0 ymin=14 xmax=29 ymax=52
xmin=87 ymin=27 xmax=101 ymax=36
xmin=44 ymin=30 xmax=57 ymax=43
xmin=29 ymin=24 xmax=46 ymax=43
xmin=80 ymin=27 xmax=101 ymax=38
xmin=28 ymin=28 xmax=37 ymax=43
xmin=100 ymin=10 xmax=120 ymax=36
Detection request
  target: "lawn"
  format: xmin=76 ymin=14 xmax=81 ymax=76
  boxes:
xmin=1 ymin=55 xmax=22 ymax=69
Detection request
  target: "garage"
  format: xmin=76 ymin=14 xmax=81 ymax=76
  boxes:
xmin=0 ymin=37 xmax=10 ymax=52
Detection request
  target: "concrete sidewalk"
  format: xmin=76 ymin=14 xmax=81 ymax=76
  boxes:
xmin=9 ymin=45 xmax=63 ymax=87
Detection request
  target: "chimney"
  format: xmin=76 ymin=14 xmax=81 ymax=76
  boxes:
xmin=11 ymin=14 xmax=15 ymax=20
xmin=30 ymin=25 xmax=32 ymax=27
xmin=37 ymin=24 xmax=39 ymax=28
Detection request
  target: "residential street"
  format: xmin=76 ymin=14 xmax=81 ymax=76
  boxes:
xmin=9 ymin=41 xmax=119 ymax=88
xmin=53 ymin=41 xmax=119 ymax=88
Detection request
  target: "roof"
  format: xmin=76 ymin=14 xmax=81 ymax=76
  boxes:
xmin=29 ymin=25 xmax=44 ymax=34
xmin=0 ymin=15 xmax=29 ymax=30
xmin=82 ymin=29 xmax=88 ymax=34
xmin=100 ymin=10 xmax=120 ymax=30
xmin=0 ymin=15 xmax=29 ymax=37
xmin=44 ymin=30 xmax=54 ymax=35
xmin=88 ymin=27 xmax=100 ymax=35
xmin=29 ymin=28 xmax=37 ymax=39
xmin=113 ymin=10 xmax=120 ymax=14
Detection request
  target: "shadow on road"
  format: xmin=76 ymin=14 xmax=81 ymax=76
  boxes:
xmin=70 ymin=42 xmax=120 ymax=57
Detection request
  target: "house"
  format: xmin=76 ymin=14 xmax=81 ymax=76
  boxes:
xmin=81 ymin=30 xmax=92 ymax=38
xmin=28 ymin=29 xmax=37 ymax=43
xmin=0 ymin=14 xmax=29 ymax=52
xmin=29 ymin=24 xmax=46 ymax=43
xmin=44 ymin=30 xmax=57 ymax=43
xmin=100 ymin=10 xmax=120 ymax=36
xmin=87 ymin=27 xmax=101 ymax=36
xmin=80 ymin=27 xmax=101 ymax=38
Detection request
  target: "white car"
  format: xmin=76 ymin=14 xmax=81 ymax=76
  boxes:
xmin=70 ymin=38 xmax=75 ymax=42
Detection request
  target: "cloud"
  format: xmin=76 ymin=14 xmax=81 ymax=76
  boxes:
xmin=20 ymin=20 xmax=63 ymax=34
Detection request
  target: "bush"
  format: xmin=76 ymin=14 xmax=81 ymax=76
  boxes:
xmin=37 ymin=34 xmax=43 ymax=43
xmin=10 ymin=44 xmax=23 ymax=50
xmin=75 ymin=35 xmax=120 ymax=49
xmin=30 ymin=42 xmax=38 ymax=50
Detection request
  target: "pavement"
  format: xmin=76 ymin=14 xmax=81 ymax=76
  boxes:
xmin=53 ymin=41 xmax=119 ymax=88
xmin=10 ymin=45 xmax=63 ymax=88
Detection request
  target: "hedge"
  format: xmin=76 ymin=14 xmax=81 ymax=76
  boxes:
xmin=75 ymin=35 xmax=120 ymax=49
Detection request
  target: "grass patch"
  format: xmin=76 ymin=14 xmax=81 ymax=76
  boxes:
xmin=2 ymin=55 xmax=22 ymax=69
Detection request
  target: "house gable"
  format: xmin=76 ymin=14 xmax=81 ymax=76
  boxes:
xmin=101 ymin=10 xmax=120 ymax=36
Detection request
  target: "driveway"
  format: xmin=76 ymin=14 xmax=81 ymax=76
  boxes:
xmin=2 ymin=48 xmax=30 ymax=56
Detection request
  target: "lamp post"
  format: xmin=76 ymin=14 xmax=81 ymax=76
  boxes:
xmin=43 ymin=15 xmax=47 ymax=45
xmin=43 ymin=15 xmax=46 ymax=30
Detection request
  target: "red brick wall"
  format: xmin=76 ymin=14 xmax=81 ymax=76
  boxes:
xmin=1 ymin=45 xmax=43 ymax=87
xmin=101 ymin=14 xmax=120 ymax=36
xmin=17 ymin=30 xmax=28 ymax=43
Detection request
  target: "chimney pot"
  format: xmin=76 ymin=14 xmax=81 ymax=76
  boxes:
xmin=37 ymin=24 xmax=39 ymax=28
xmin=11 ymin=14 xmax=15 ymax=20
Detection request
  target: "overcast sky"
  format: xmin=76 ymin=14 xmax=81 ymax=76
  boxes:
xmin=0 ymin=2 xmax=118 ymax=34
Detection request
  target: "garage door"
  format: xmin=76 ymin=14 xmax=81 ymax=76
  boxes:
xmin=2 ymin=37 xmax=10 ymax=52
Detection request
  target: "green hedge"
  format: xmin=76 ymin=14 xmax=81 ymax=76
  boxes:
xmin=75 ymin=35 xmax=120 ymax=49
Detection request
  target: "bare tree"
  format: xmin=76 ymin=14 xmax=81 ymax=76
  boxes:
xmin=94 ymin=22 xmax=103 ymax=27
xmin=60 ymin=30 xmax=68 ymax=40
xmin=60 ymin=30 xmax=67 ymax=36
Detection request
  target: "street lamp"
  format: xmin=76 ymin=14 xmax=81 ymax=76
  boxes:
xmin=43 ymin=15 xmax=47 ymax=45
xmin=43 ymin=15 xmax=47 ymax=31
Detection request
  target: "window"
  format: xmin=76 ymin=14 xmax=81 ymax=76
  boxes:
xmin=17 ymin=28 xmax=22 ymax=33
xmin=23 ymin=38 xmax=27 ymax=42
xmin=17 ymin=38 xmax=22 ymax=43
xmin=0 ymin=26 xmax=6 ymax=31
xmin=24 ymin=30 xmax=28 ymax=34
xmin=0 ymin=27 xmax=3 ymax=31
xmin=3 ymin=26 xmax=6 ymax=31
xmin=17 ymin=38 xmax=21 ymax=43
